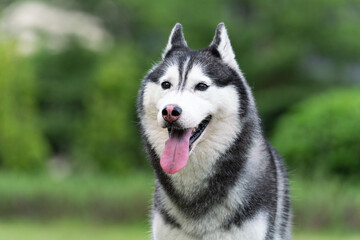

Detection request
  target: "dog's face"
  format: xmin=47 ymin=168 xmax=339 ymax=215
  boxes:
xmin=140 ymin=23 xmax=245 ymax=174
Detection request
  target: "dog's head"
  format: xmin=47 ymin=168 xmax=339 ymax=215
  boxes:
xmin=139 ymin=23 xmax=249 ymax=174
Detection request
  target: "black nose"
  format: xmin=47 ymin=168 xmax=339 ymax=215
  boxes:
xmin=162 ymin=105 xmax=182 ymax=123
xmin=172 ymin=106 xmax=182 ymax=116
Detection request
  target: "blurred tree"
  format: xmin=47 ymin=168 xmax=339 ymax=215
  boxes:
xmin=57 ymin=0 xmax=360 ymax=131
xmin=0 ymin=43 xmax=49 ymax=170
xmin=72 ymin=45 xmax=146 ymax=173
xmin=272 ymin=88 xmax=360 ymax=178
xmin=1 ymin=0 xmax=360 ymax=173
xmin=32 ymin=41 xmax=98 ymax=155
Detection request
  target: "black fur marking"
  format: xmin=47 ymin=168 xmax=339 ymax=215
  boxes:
xmin=200 ymin=55 xmax=249 ymax=118
xmin=163 ymin=46 xmax=188 ymax=59
xmin=177 ymin=55 xmax=192 ymax=90
xmin=180 ymin=55 xmax=196 ymax=91
xmin=222 ymin=142 xmax=278 ymax=240
xmin=263 ymin=142 xmax=278 ymax=240
xmin=149 ymin=47 xmax=249 ymax=109
xmin=146 ymin=64 xmax=166 ymax=83
xmin=273 ymin=149 xmax=291 ymax=239
xmin=162 ymin=24 xmax=188 ymax=59
xmin=223 ymin=194 xmax=264 ymax=230
xmin=201 ymin=59 xmax=235 ymax=86
xmin=208 ymin=46 xmax=221 ymax=58
xmin=170 ymin=24 xmax=187 ymax=48
xmin=211 ymin=23 xmax=224 ymax=48
xmin=265 ymin=146 xmax=291 ymax=239
xmin=167 ymin=48 xmax=249 ymax=101
xmin=153 ymin=182 xmax=182 ymax=229
xmin=177 ymin=57 xmax=185 ymax=90
xmin=160 ymin=208 xmax=181 ymax=229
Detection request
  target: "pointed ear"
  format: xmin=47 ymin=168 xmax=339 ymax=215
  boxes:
xmin=209 ymin=23 xmax=239 ymax=70
xmin=162 ymin=23 xmax=188 ymax=59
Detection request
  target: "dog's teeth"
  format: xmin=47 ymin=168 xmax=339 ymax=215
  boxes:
xmin=192 ymin=128 xmax=196 ymax=133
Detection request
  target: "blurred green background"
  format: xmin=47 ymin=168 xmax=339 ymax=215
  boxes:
xmin=0 ymin=0 xmax=359 ymax=239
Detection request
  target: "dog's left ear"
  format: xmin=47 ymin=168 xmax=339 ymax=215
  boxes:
xmin=162 ymin=23 xmax=188 ymax=59
xmin=209 ymin=23 xmax=239 ymax=70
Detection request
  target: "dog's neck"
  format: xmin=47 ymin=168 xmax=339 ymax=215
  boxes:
xmin=168 ymin=117 xmax=263 ymax=198
xmin=152 ymin=120 xmax=268 ymax=221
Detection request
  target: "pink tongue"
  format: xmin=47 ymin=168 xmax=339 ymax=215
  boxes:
xmin=160 ymin=129 xmax=192 ymax=174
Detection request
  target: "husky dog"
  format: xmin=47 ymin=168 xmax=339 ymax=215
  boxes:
xmin=137 ymin=23 xmax=291 ymax=240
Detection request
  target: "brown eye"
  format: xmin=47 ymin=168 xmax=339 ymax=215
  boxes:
xmin=161 ymin=81 xmax=171 ymax=89
xmin=195 ymin=83 xmax=209 ymax=91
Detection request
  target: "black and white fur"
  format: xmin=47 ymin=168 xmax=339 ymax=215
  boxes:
xmin=137 ymin=23 xmax=291 ymax=240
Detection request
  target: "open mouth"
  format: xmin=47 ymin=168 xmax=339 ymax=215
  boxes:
xmin=167 ymin=115 xmax=212 ymax=151
xmin=161 ymin=115 xmax=212 ymax=174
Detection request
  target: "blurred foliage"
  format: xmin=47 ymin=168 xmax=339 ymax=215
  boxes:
xmin=0 ymin=0 xmax=359 ymax=174
xmin=0 ymin=172 xmax=153 ymax=222
xmin=272 ymin=88 xmax=360 ymax=178
xmin=32 ymin=41 xmax=98 ymax=154
xmin=0 ymin=172 xmax=359 ymax=232
xmin=255 ymin=85 xmax=325 ymax=133
xmin=73 ymin=45 xmax=145 ymax=173
xmin=291 ymin=176 xmax=360 ymax=231
xmin=59 ymin=0 xmax=360 ymax=129
xmin=0 ymin=43 xmax=49 ymax=170
xmin=31 ymin=42 xmax=146 ymax=173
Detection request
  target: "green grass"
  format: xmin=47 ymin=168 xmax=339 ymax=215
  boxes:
xmin=290 ymin=175 xmax=360 ymax=230
xmin=0 ymin=171 xmax=154 ymax=221
xmin=0 ymin=171 xmax=154 ymax=203
xmin=0 ymin=171 xmax=359 ymax=232
xmin=0 ymin=220 xmax=359 ymax=240
xmin=293 ymin=231 xmax=360 ymax=240
xmin=0 ymin=220 xmax=150 ymax=240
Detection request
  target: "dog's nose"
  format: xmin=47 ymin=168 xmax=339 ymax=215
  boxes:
xmin=162 ymin=105 xmax=182 ymax=123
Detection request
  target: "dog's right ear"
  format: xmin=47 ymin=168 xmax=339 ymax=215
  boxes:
xmin=209 ymin=23 xmax=239 ymax=71
xmin=162 ymin=23 xmax=188 ymax=59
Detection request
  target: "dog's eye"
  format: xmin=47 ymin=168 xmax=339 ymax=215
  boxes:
xmin=195 ymin=83 xmax=209 ymax=91
xmin=161 ymin=81 xmax=171 ymax=90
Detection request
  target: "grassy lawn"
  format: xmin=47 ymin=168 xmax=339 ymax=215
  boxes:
xmin=0 ymin=171 xmax=359 ymax=239
xmin=0 ymin=220 xmax=359 ymax=240
xmin=0 ymin=220 xmax=150 ymax=240
xmin=294 ymin=232 xmax=360 ymax=240
xmin=0 ymin=171 xmax=154 ymax=222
